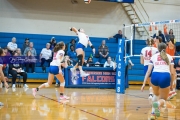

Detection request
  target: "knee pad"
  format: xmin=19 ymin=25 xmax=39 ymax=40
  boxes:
xmin=77 ymin=54 xmax=83 ymax=66
xmin=60 ymin=82 xmax=65 ymax=87
xmin=44 ymin=83 xmax=50 ymax=87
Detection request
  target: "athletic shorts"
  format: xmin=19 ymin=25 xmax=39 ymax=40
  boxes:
xmin=151 ymin=72 xmax=171 ymax=88
xmin=144 ymin=65 xmax=153 ymax=77
xmin=49 ymin=66 xmax=59 ymax=75
xmin=76 ymin=43 xmax=85 ymax=51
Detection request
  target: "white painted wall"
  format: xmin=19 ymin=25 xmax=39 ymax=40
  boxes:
xmin=0 ymin=0 xmax=132 ymax=38
xmin=141 ymin=0 xmax=180 ymax=21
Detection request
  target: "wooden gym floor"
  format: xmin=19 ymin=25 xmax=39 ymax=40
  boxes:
xmin=0 ymin=84 xmax=179 ymax=120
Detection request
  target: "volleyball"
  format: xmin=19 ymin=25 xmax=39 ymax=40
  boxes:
xmin=84 ymin=0 xmax=91 ymax=4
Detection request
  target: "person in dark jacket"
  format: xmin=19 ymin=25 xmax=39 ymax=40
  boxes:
xmin=153 ymin=30 xmax=166 ymax=43
xmin=8 ymin=52 xmax=28 ymax=88
xmin=22 ymin=38 xmax=30 ymax=53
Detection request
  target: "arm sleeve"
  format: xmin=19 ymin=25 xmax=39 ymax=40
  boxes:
xmin=113 ymin=34 xmax=117 ymax=38
xmin=7 ymin=42 xmax=11 ymax=47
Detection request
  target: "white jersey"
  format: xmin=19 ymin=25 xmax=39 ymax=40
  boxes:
xmin=77 ymin=32 xmax=89 ymax=47
xmin=149 ymin=53 xmax=174 ymax=73
xmin=141 ymin=46 xmax=158 ymax=66
xmin=50 ymin=50 xmax=64 ymax=66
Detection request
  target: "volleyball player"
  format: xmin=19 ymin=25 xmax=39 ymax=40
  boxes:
xmin=141 ymin=43 xmax=174 ymax=119
xmin=140 ymin=38 xmax=158 ymax=102
xmin=0 ymin=48 xmax=9 ymax=89
xmin=32 ymin=42 xmax=70 ymax=100
xmin=166 ymin=37 xmax=177 ymax=100
xmin=70 ymin=27 xmax=95 ymax=77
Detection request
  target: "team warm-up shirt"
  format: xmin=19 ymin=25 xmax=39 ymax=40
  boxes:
xmin=77 ymin=32 xmax=89 ymax=47
xmin=141 ymin=46 xmax=158 ymax=66
xmin=50 ymin=50 xmax=64 ymax=66
xmin=149 ymin=53 xmax=174 ymax=73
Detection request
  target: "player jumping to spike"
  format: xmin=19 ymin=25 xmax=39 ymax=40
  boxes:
xmin=70 ymin=27 xmax=95 ymax=77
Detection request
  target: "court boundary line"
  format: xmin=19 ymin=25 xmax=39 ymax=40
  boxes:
xmin=38 ymin=94 xmax=109 ymax=120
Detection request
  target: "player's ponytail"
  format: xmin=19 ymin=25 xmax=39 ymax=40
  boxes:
xmin=158 ymin=43 xmax=169 ymax=65
xmin=54 ymin=41 xmax=65 ymax=52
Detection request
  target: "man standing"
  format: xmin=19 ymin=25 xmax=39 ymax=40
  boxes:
xmin=108 ymin=30 xmax=123 ymax=42
xmin=7 ymin=37 xmax=18 ymax=55
xmin=98 ymin=40 xmax=109 ymax=63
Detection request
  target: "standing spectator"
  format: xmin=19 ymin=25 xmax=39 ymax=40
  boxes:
xmin=7 ymin=37 xmax=18 ymax=55
xmin=23 ymin=42 xmax=37 ymax=56
xmin=3 ymin=47 xmax=11 ymax=56
xmin=49 ymin=37 xmax=56 ymax=50
xmin=22 ymin=38 xmax=29 ymax=53
xmin=40 ymin=43 xmax=52 ymax=72
xmin=68 ymin=45 xmax=77 ymax=65
xmin=153 ymin=36 xmax=162 ymax=48
xmin=98 ymin=40 xmax=109 ymax=63
xmin=25 ymin=50 xmax=35 ymax=73
xmin=108 ymin=30 xmax=124 ymax=42
xmin=153 ymin=30 xmax=166 ymax=43
xmin=8 ymin=52 xmax=28 ymax=88
xmin=125 ymin=53 xmax=134 ymax=88
xmin=108 ymin=30 xmax=129 ymax=54
xmin=165 ymin=29 xmax=175 ymax=44
xmin=16 ymin=48 xmax=22 ymax=56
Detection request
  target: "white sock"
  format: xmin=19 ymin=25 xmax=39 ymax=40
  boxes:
xmin=152 ymin=107 xmax=155 ymax=113
xmin=149 ymin=87 xmax=153 ymax=94
xmin=80 ymin=70 xmax=83 ymax=73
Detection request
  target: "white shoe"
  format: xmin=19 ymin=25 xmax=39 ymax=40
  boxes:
xmin=32 ymin=88 xmax=37 ymax=98
xmin=60 ymin=95 xmax=70 ymax=100
xmin=0 ymin=102 xmax=4 ymax=106
xmin=12 ymin=84 xmax=16 ymax=88
xmin=70 ymin=68 xmax=77 ymax=76
xmin=24 ymin=84 xmax=29 ymax=88
xmin=80 ymin=71 xmax=89 ymax=77
xmin=0 ymin=82 xmax=2 ymax=88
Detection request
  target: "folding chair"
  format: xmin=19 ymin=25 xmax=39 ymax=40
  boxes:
xmin=8 ymin=74 xmax=22 ymax=87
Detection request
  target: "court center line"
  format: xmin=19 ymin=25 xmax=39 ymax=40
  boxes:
xmin=39 ymin=94 xmax=109 ymax=120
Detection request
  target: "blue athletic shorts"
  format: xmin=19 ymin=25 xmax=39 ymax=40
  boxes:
xmin=49 ymin=66 xmax=59 ymax=75
xmin=76 ymin=43 xmax=85 ymax=51
xmin=151 ymin=72 xmax=171 ymax=88
xmin=144 ymin=65 xmax=153 ymax=77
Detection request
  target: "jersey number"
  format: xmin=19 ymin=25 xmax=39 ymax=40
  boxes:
xmin=157 ymin=55 xmax=162 ymax=61
xmin=145 ymin=50 xmax=152 ymax=57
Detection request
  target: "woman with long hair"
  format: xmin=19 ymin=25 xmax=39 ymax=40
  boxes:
xmin=140 ymin=38 xmax=158 ymax=101
xmin=141 ymin=43 xmax=174 ymax=120
xmin=70 ymin=27 xmax=95 ymax=77
xmin=32 ymin=42 xmax=69 ymax=100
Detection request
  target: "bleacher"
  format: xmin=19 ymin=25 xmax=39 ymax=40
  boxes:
xmin=0 ymin=32 xmax=126 ymax=82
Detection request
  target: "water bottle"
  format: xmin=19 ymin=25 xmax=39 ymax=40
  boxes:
xmin=90 ymin=54 xmax=93 ymax=58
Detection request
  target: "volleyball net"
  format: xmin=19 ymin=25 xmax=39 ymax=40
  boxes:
xmin=124 ymin=19 xmax=180 ymax=58
xmin=116 ymin=19 xmax=180 ymax=94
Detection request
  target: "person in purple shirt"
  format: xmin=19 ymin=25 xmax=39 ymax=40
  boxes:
xmin=3 ymin=47 xmax=11 ymax=56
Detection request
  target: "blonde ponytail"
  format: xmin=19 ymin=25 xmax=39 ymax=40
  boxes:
xmin=160 ymin=49 xmax=169 ymax=65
